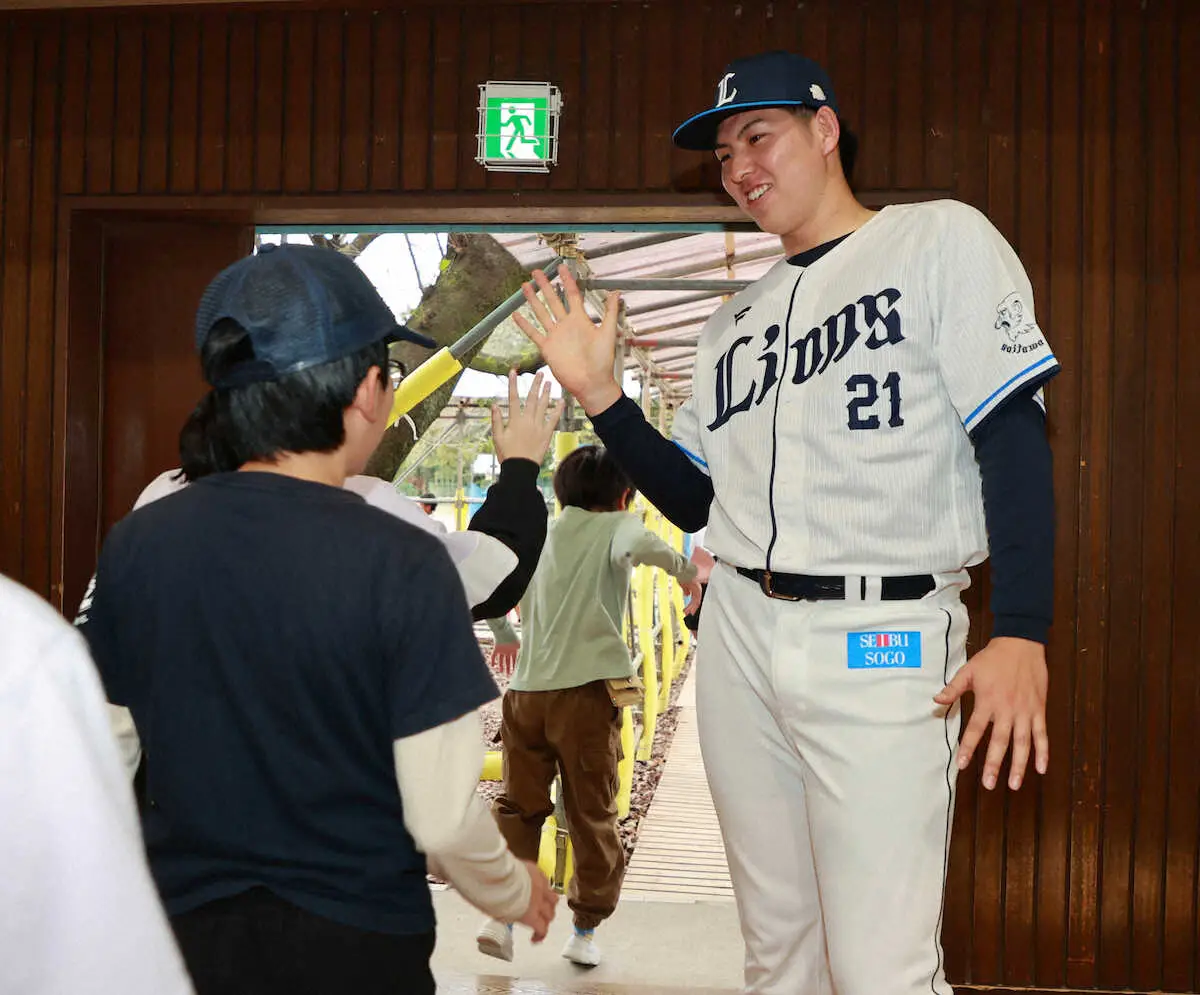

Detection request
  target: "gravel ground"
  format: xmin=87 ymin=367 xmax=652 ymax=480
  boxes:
xmin=466 ymin=626 xmax=694 ymax=866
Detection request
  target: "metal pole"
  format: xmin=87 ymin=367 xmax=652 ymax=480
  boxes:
xmin=580 ymin=277 xmax=754 ymax=293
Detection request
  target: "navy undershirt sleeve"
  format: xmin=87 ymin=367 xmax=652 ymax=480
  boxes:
xmin=969 ymin=387 xmax=1055 ymax=644
xmin=590 ymin=395 xmax=714 ymax=533
xmin=467 ymin=457 xmax=547 ymax=621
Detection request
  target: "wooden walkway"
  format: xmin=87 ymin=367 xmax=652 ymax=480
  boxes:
xmin=621 ymin=670 xmax=735 ymax=903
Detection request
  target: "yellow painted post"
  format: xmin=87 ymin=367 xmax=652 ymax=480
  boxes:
xmin=537 ymin=816 xmax=559 ymax=880
xmin=616 ymin=705 xmax=635 ymax=819
xmin=554 ymin=430 xmax=579 ymax=463
xmin=454 ymin=488 xmax=468 ymax=531
xmin=479 ymin=751 xmax=503 ymax=781
xmin=635 ymin=563 xmax=659 ymax=761
xmin=657 ymin=567 xmax=675 ymax=710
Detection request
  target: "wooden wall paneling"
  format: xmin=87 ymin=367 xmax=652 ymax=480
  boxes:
xmin=168 ymin=13 xmax=199 ymax=193
xmin=859 ymin=0 xmax=896 ymax=191
xmin=23 ymin=18 xmax=61 ymax=597
xmin=454 ymin=1 xmax=490 ymax=194
xmin=611 ymin=1 xmax=642 ymax=190
xmin=1068 ymin=0 xmax=1116 ymax=987
xmin=513 ymin=3 xmax=550 ymax=194
xmin=825 ymin=0 xmax=864 ymax=186
xmin=893 ymin=0 xmax=923 ymax=190
xmin=1098 ymin=2 xmax=1148 ymax=985
xmin=924 ymin=0 xmax=955 ymax=189
xmin=339 ymin=11 xmax=370 ymax=192
xmin=111 ymin=14 xmax=141 ymax=193
xmin=84 ymin=15 xmax=114 ymax=194
xmin=1130 ymin=3 xmax=1179 ymax=987
xmin=666 ymin=0 xmax=707 ymax=193
xmin=639 ymin=0 xmax=672 ymax=191
xmin=1015 ymin=0 xmax=1070 ymax=986
xmin=368 ymin=8 xmax=401 ymax=192
xmin=689 ymin=0 xmax=725 ymax=194
xmin=140 ymin=14 xmax=170 ymax=193
xmin=312 ymin=7 xmax=343 ymax=192
xmin=1 ymin=27 xmax=35 ymax=578
xmin=1039 ymin=0 xmax=1085 ymax=984
xmin=579 ymin=1 xmax=612 ymax=191
xmin=253 ymin=13 xmax=283 ymax=191
xmin=198 ymin=10 xmax=228 ymax=193
xmin=399 ymin=6 xmax=430 ymax=192
xmin=946 ymin=0 xmax=991 ymax=985
xmin=1164 ymin=6 xmax=1200 ymax=989
xmin=0 ymin=21 xmax=9 ymax=559
xmin=987 ymin=0 xmax=1035 ymax=983
xmin=483 ymin=3 xmax=519 ymax=193
xmin=547 ymin=2 xmax=582 ymax=192
xmin=59 ymin=16 xmax=86 ymax=195
xmin=61 ymin=213 xmax=103 ymax=616
xmin=428 ymin=4 xmax=461 ymax=192
xmin=224 ymin=13 xmax=253 ymax=192
xmin=281 ymin=10 xmax=314 ymax=193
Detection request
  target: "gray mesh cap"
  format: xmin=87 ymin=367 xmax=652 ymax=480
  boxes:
xmin=194 ymin=243 xmax=436 ymax=388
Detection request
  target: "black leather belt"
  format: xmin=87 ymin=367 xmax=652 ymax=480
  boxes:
xmin=735 ymin=567 xmax=935 ymax=602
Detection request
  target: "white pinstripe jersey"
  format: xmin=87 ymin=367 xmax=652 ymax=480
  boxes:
xmin=672 ymin=199 xmax=1059 ymax=577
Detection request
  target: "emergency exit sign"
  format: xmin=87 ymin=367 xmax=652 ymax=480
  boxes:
xmin=476 ymin=81 xmax=562 ymax=173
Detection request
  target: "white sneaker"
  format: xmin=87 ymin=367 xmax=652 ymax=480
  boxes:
xmin=476 ymin=918 xmax=513 ymax=962
xmin=561 ymin=928 xmax=602 ymax=967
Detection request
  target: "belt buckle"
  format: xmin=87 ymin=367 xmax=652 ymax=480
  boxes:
xmin=760 ymin=570 xmax=803 ymax=602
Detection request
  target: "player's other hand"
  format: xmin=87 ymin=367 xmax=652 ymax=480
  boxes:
xmin=492 ymin=370 xmax=564 ymax=465
xmin=516 ymin=860 xmax=559 ymax=943
xmin=934 ymin=636 xmax=1049 ymax=791
xmin=513 ymin=267 xmax=624 ymax=417
xmin=491 ymin=641 xmax=520 ymax=676
xmin=681 ymin=578 xmax=704 ymax=615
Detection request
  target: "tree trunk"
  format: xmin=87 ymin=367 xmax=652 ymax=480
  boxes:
xmin=363 ymin=233 xmax=532 ymax=480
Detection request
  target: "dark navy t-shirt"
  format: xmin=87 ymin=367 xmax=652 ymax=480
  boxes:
xmin=78 ymin=471 xmax=498 ymax=935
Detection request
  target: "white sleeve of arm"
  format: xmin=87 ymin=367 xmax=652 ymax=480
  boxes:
xmin=393 ymin=712 xmax=531 ymax=921
xmin=108 ymin=705 xmax=142 ymax=781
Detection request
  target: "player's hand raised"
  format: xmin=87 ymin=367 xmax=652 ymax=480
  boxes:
xmin=934 ymin=636 xmax=1049 ymax=791
xmin=491 ymin=370 xmax=564 ymax=465
xmin=513 ymin=268 xmax=624 ymax=417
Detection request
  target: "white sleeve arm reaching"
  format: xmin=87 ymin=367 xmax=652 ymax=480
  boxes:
xmin=108 ymin=705 xmax=142 ymax=781
xmin=393 ymin=712 xmax=531 ymax=922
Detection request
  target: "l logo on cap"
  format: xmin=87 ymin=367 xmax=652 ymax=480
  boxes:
xmin=716 ymin=72 xmax=738 ymax=107
xmin=810 ymin=83 xmax=827 ymax=101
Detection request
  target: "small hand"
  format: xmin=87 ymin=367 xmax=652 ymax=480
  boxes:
xmin=491 ymin=370 xmax=564 ymax=464
xmin=934 ymin=636 xmax=1049 ymax=790
xmin=681 ymin=578 xmax=704 ymax=616
xmin=516 ymin=860 xmax=559 ymax=943
xmin=491 ymin=641 xmax=520 ymax=676
xmin=512 ymin=267 xmax=624 ymax=416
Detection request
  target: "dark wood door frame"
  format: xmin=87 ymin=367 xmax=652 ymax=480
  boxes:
xmin=49 ymin=191 xmax=781 ymax=614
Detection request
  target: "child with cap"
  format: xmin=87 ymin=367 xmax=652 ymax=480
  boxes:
xmin=75 ymin=243 xmax=560 ymax=995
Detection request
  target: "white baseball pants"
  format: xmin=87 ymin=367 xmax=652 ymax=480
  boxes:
xmin=695 ymin=563 xmax=969 ymax=994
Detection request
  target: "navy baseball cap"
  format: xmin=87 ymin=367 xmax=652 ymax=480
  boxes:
xmin=195 ymin=243 xmax=436 ymax=388
xmin=673 ymin=51 xmax=840 ymax=151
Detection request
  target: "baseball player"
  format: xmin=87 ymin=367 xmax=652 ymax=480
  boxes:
xmin=514 ymin=51 xmax=1058 ymax=995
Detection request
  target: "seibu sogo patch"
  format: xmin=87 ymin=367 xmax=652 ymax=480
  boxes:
xmin=847 ymin=631 xmax=922 ymax=669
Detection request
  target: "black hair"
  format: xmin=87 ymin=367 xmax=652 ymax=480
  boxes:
xmin=552 ymin=445 xmax=637 ymax=511
xmin=791 ymin=106 xmax=858 ymax=187
xmin=179 ymin=318 xmax=388 ymax=481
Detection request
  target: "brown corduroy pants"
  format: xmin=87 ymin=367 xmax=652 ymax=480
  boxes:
xmin=493 ymin=680 xmax=625 ymax=931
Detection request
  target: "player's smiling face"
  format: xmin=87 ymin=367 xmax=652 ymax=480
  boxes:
xmin=715 ymin=107 xmax=830 ymax=251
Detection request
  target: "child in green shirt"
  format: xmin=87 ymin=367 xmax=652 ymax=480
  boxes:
xmin=478 ymin=446 xmax=700 ymax=968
